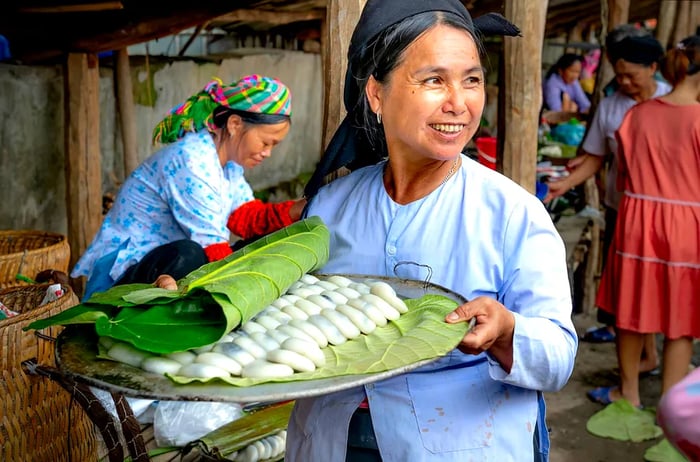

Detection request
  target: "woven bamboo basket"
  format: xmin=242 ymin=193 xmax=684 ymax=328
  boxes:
xmin=0 ymin=284 xmax=98 ymax=462
xmin=0 ymin=230 xmax=71 ymax=289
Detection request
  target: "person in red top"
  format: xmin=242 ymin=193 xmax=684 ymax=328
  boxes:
xmin=589 ymin=36 xmax=700 ymax=408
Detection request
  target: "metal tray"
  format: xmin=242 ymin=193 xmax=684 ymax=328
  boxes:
xmin=55 ymin=275 xmax=471 ymax=403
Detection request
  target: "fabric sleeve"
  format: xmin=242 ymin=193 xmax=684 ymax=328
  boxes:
xmin=543 ymin=76 xmax=563 ymax=111
xmin=580 ymin=99 xmax=608 ymax=156
xmin=162 ymin=143 xmax=231 ymax=248
xmin=487 ymin=196 xmax=578 ymax=392
xmin=572 ymin=80 xmax=591 ymax=112
xmin=227 ymin=199 xmax=295 ymax=240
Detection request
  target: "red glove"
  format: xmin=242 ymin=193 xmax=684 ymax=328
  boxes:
xmin=227 ymin=199 xmax=295 ymax=240
xmin=204 ymin=242 xmax=233 ymax=262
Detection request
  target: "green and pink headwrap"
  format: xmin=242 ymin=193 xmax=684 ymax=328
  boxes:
xmin=152 ymin=74 xmax=292 ymax=144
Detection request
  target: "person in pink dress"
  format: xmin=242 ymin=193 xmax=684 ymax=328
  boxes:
xmin=591 ymin=35 xmax=700 ymax=409
xmin=654 ymin=36 xmax=700 ymax=460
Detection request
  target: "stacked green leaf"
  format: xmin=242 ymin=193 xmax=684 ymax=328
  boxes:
xmin=26 ymin=217 xmax=330 ymax=354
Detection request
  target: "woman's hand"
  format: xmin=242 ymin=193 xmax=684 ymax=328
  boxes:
xmin=289 ymin=198 xmax=307 ymax=221
xmin=154 ymin=274 xmax=177 ymax=290
xmin=543 ymin=153 xmax=592 ymax=203
xmin=445 ymin=296 xmax=515 ymax=372
xmin=543 ymin=177 xmax=572 ymax=203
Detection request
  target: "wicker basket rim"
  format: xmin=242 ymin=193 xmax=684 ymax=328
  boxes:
xmin=0 ymin=284 xmax=74 ymax=329
xmin=0 ymin=229 xmax=67 ymax=258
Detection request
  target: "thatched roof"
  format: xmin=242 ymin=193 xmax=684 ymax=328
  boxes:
xmin=1 ymin=0 xmax=663 ymax=63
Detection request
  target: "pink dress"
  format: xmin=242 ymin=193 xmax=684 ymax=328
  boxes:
xmin=596 ymin=98 xmax=700 ymax=338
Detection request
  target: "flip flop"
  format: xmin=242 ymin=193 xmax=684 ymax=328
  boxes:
xmin=587 ymin=386 xmax=618 ymax=405
xmin=581 ymin=326 xmax=616 ymax=343
xmin=587 ymin=386 xmax=644 ymax=409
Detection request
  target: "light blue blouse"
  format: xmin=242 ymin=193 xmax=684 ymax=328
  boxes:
xmin=286 ymin=155 xmax=578 ymax=462
xmin=71 ymin=130 xmax=253 ymax=287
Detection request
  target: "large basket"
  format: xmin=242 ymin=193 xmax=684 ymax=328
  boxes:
xmin=0 ymin=230 xmax=71 ymax=289
xmin=0 ymin=284 xmax=98 ymax=462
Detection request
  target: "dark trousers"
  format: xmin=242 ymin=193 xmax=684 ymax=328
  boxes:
xmin=115 ymin=239 xmax=208 ymax=286
xmin=346 ymin=408 xmax=382 ymax=462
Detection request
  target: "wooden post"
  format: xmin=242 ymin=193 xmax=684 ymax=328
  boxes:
xmin=672 ymin=1 xmax=698 ymax=45
xmin=582 ymin=177 xmax=600 ymax=314
xmin=64 ymin=53 xmax=102 ymax=288
xmin=656 ymin=0 xmax=678 ymax=50
xmin=499 ymin=0 xmax=548 ymax=194
xmin=321 ymin=0 xmax=366 ymax=150
xmin=115 ymin=48 xmax=138 ymax=176
xmin=594 ymin=0 xmax=631 ymax=105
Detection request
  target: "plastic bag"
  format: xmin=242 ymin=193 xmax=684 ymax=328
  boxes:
xmin=89 ymin=387 xmax=157 ymax=424
xmin=154 ymin=400 xmax=243 ymax=447
xmin=551 ymin=120 xmax=585 ymax=146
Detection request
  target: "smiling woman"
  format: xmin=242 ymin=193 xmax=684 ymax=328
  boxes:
xmin=288 ymin=1 xmax=578 ymax=461
xmin=71 ymin=75 xmax=307 ymax=300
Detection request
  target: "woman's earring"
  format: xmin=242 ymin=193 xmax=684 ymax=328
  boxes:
xmin=376 ymin=112 xmax=382 ymax=124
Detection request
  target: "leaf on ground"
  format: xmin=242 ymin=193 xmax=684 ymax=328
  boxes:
xmin=644 ymin=438 xmax=689 ymax=462
xmin=586 ymin=400 xmax=662 ymax=442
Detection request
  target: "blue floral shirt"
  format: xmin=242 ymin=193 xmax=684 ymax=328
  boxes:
xmin=72 ymin=130 xmax=253 ymax=284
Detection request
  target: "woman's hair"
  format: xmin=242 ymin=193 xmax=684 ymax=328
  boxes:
xmin=212 ymin=106 xmax=291 ymax=129
xmin=349 ymin=11 xmax=481 ymax=161
xmin=545 ymin=53 xmax=583 ymax=79
xmin=605 ymin=24 xmax=651 ymax=50
xmin=661 ymin=35 xmax=700 ymax=86
xmin=608 ymin=35 xmax=664 ymax=67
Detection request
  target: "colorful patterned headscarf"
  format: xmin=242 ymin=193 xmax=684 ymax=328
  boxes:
xmin=152 ymin=74 xmax=292 ymax=144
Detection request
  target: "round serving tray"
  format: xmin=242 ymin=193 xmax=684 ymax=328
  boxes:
xmin=55 ymin=275 xmax=471 ymax=403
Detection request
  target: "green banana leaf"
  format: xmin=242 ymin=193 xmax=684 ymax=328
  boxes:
xmin=168 ymin=294 xmax=470 ymax=386
xmin=191 ymin=401 xmax=294 ymax=457
xmin=26 ymin=217 xmax=330 ymax=354
xmin=644 ymin=438 xmax=689 ymax=462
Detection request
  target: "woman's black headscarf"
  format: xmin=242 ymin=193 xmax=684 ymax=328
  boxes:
xmin=304 ymin=0 xmax=520 ymax=198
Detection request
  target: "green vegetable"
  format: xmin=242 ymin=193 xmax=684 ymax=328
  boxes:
xmin=26 ymin=217 xmax=330 ymax=354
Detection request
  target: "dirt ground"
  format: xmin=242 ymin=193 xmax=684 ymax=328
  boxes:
xmin=546 ymin=312 xmax=700 ymax=462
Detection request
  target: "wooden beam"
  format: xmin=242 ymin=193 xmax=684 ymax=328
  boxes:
xmin=19 ymin=2 xmax=123 ymax=13
xmin=321 ymin=0 xmax=365 ymax=150
xmin=212 ymin=9 xmax=325 ymax=26
xmin=64 ymin=53 xmax=102 ymax=290
xmin=115 ymin=48 xmax=138 ymax=177
xmin=178 ymin=23 xmax=204 ymax=56
xmin=499 ymin=0 xmax=548 ymax=194
xmin=13 ymin=2 xmax=251 ymax=62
